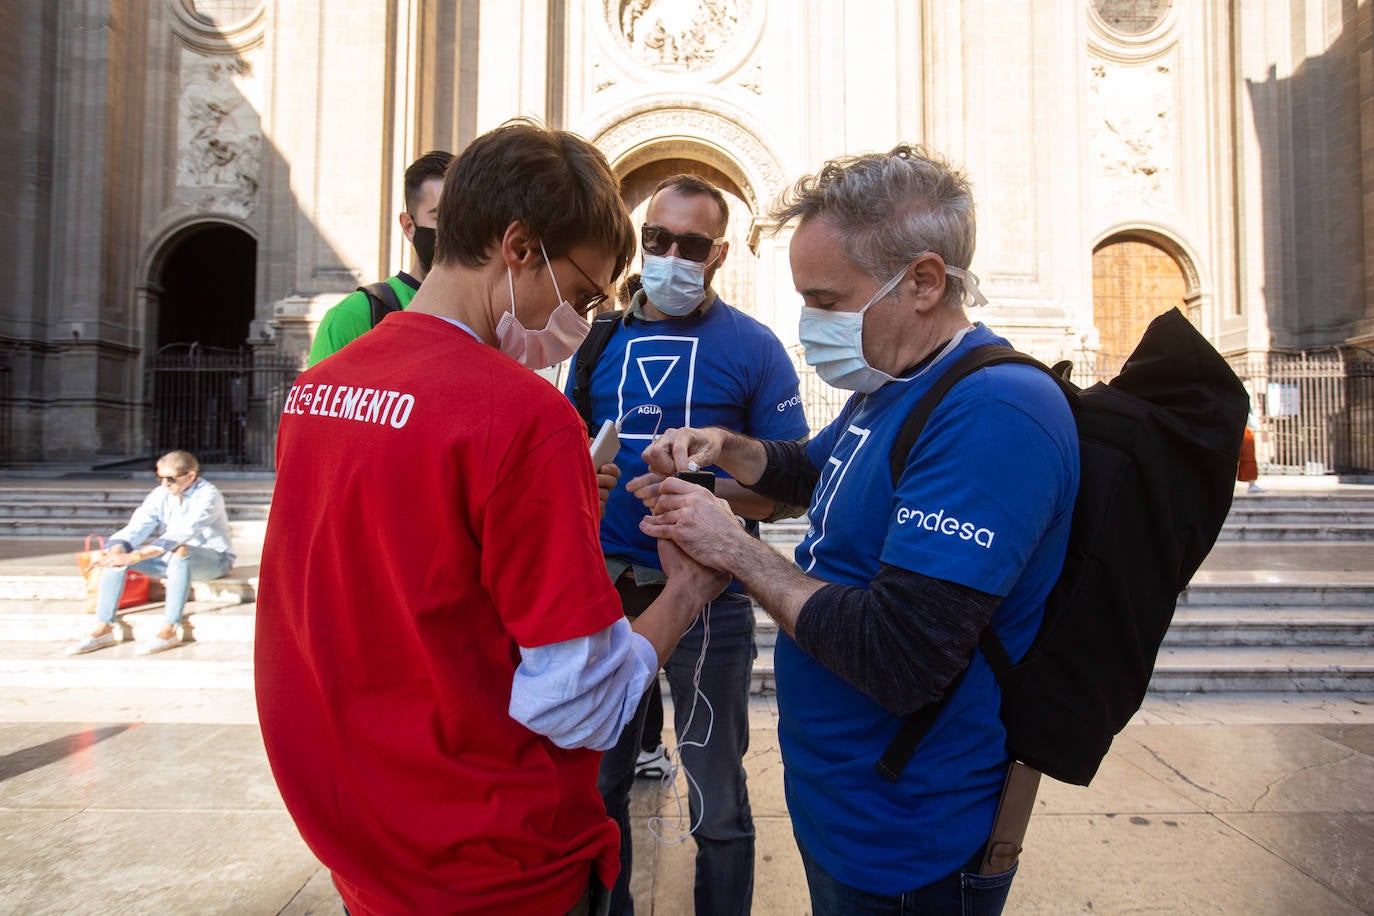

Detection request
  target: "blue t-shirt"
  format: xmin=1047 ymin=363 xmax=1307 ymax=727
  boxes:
xmin=778 ymin=323 xmax=1079 ymax=894
xmin=567 ymin=298 xmax=809 ymax=574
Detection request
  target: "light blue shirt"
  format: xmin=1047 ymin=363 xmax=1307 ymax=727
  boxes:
xmin=510 ymin=619 xmax=659 ymax=750
xmin=109 ymin=477 xmax=235 ymax=560
xmin=428 ymin=314 xmax=661 ymax=750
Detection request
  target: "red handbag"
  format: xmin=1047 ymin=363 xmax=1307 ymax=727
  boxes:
xmin=76 ymin=535 xmax=154 ymax=613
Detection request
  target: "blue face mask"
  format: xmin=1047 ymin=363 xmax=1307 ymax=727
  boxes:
xmin=798 ymin=260 xmax=982 ymax=393
xmin=640 ymin=253 xmax=710 ymax=316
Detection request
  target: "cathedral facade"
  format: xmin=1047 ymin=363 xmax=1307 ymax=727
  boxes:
xmin=1 ymin=0 xmax=1370 ymax=471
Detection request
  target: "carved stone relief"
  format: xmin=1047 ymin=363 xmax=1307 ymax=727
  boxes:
xmin=609 ymin=0 xmax=755 ymax=72
xmin=1089 ymin=59 xmax=1175 ymax=207
xmin=176 ymin=48 xmax=262 ymax=219
xmin=594 ymin=105 xmax=785 ymax=211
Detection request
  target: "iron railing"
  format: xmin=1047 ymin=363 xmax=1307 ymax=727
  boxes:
xmin=792 ymin=341 xmax=1374 ymax=475
xmin=1229 ymin=349 xmax=1374 ymax=476
xmin=145 ymin=344 xmax=302 ymax=470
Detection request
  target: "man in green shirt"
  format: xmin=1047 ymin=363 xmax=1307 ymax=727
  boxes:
xmin=306 ymin=150 xmax=454 ymax=366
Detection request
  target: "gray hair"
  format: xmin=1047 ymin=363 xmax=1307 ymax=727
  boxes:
xmin=158 ymin=450 xmax=199 ymax=475
xmin=770 ymin=144 xmax=977 ymax=308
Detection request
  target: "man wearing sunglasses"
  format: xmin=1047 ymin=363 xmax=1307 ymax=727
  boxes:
xmin=567 ymin=174 xmax=808 ymax=916
xmin=71 ymin=450 xmax=235 ymax=656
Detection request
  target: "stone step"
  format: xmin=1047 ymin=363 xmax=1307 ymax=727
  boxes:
xmin=1177 ymin=581 xmax=1374 ymax=607
xmin=0 ymin=570 xmax=258 ymax=603
xmin=0 ymin=601 xmax=257 ymax=642
xmin=0 ymin=619 xmax=1368 ymax=696
xmin=1216 ymin=524 xmax=1374 ymax=542
xmin=747 ymin=643 xmax=1374 ymax=694
xmin=0 ymin=639 xmax=254 ymax=690
xmin=747 ymin=607 xmax=1374 ymax=650
xmin=0 ymin=502 xmax=271 ymax=520
xmin=0 ymin=519 xmax=269 ymax=540
xmin=1161 ymin=608 xmax=1374 ymax=646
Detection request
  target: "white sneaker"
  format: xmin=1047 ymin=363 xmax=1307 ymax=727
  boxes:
xmin=1248 ymin=482 xmax=1266 ymax=494
xmin=71 ymin=632 xmax=117 ymax=655
xmin=144 ymin=635 xmax=183 ymax=655
xmin=635 ymin=744 xmax=666 ymax=779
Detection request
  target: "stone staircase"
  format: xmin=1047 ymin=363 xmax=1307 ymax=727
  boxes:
xmin=0 ymin=483 xmax=1369 ymax=709
xmin=749 ymin=489 xmax=1374 ymax=695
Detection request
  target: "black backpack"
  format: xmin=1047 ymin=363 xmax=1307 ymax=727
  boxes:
xmin=358 ymin=281 xmax=403 ymax=329
xmin=570 ymin=310 xmax=626 ymax=435
xmin=877 ymin=308 xmax=1248 ymax=786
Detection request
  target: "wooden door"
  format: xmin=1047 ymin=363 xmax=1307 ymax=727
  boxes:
xmin=1092 ymin=237 xmax=1187 ymax=377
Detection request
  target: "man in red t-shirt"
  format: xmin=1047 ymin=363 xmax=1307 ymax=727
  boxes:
xmin=257 ymin=120 xmax=727 ymax=916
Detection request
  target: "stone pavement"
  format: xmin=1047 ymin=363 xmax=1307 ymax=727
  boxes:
xmin=0 ymin=694 xmax=1372 ymax=915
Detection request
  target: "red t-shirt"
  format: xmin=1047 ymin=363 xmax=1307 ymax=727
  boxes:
xmin=257 ymin=312 xmax=623 ymax=915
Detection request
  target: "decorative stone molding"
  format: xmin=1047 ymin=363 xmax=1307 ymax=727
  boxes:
xmin=175 ymin=48 xmax=263 ymax=219
xmin=591 ymin=100 xmax=787 ymax=212
xmin=607 ymin=0 xmax=758 ymax=73
xmin=169 ymin=0 xmax=266 ymax=54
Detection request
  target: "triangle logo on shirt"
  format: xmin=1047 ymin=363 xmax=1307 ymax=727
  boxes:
xmin=637 ymin=356 xmax=681 ymax=398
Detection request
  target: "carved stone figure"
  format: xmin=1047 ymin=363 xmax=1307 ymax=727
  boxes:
xmin=176 ymin=51 xmax=262 ymax=218
xmin=614 ymin=0 xmax=750 ymax=71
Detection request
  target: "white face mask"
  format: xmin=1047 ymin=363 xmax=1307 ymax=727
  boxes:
xmin=640 ymin=253 xmax=711 ymax=316
xmin=496 ymin=242 xmax=593 ymax=369
xmin=798 ymin=259 xmax=982 ymax=393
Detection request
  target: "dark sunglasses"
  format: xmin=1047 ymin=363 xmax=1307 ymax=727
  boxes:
xmin=641 ymin=226 xmax=725 ymax=263
xmin=158 ymin=472 xmax=187 ymax=484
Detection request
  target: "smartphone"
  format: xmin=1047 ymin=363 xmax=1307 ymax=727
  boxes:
xmin=590 ymin=418 xmax=619 ymax=467
xmin=674 ymin=470 xmax=716 ymax=493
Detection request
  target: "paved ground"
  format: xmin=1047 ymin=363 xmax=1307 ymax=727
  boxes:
xmin=0 ymin=694 xmax=1371 ymax=914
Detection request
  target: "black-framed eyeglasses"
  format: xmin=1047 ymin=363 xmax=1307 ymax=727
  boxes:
xmin=563 ymin=252 xmax=611 ymax=316
xmin=641 ymin=226 xmax=725 ymax=263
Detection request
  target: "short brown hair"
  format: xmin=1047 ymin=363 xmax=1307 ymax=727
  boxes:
xmin=650 ymin=174 xmax=729 ymax=236
xmin=434 ymin=120 xmax=636 ymax=281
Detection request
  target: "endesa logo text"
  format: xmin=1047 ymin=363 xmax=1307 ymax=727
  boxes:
xmin=894 ymin=505 xmax=996 ymax=549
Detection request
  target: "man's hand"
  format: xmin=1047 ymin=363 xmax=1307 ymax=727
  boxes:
xmin=641 ymin=427 xmax=730 ymax=477
xmin=626 ymin=471 xmax=666 ymax=512
xmin=640 ymin=476 xmax=752 ymax=577
xmin=596 ymin=462 xmax=621 ymax=518
xmin=657 ymin=535 xmax=729 ymax=607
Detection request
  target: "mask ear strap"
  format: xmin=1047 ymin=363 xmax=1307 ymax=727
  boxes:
xmin=505 ymin=265 xmax=518 ymax=318
xmin=539 ymin=240 xmax=567 ymax=306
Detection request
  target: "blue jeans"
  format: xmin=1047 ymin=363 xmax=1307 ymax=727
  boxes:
xmin=96 ymin=547 xmax=233 ymax=627
xmin=796 ymin=834 xmax=1017 ymax=916
xmin=597 ymin=590 xmax=757 ymax=916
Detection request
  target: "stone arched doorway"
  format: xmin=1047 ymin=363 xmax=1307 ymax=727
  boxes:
xmin=1091 ymin=233 xmax=1193 ymax=377
xmin=153 ymin=223 xmax=256 ymax=348
xmin=619 ymin=158 xmax=757 ymax=316
xmin=143 ymin=222 xmax=292 ymax=468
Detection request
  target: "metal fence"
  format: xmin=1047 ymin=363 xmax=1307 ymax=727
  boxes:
xmin=792 ymin=341 xmax=1374 ymax=476
xmin=1229 ymin=349 xmax=1374 ymax=476
xmin=145 ymin=344 xmax=302 ymax=470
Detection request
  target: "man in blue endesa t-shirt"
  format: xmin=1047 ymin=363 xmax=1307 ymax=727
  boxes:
xmin=565 ymin=174 xmax=808 ymax=916
xmin=640 ymin=146 xmax=1080 ymax=915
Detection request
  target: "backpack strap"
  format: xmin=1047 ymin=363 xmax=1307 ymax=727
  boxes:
xmin=570 ymin=310 xmax=625 ymax=435
xmin=876 ymin=345 xmax=1064 ymax=782
xmin=358 ymin=281 xmax=403 ymax=329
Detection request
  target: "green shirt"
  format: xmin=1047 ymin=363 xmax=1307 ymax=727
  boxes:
xmin=306 ymin=273 xmax=421 ymax=367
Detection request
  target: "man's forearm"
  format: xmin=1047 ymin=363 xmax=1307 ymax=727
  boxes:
xmin=717 ymin=533 xmax=824 ymax=639
xmin=712 ymin=428 xmax=770 ymax=488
